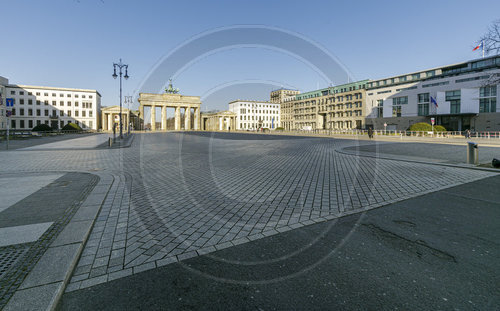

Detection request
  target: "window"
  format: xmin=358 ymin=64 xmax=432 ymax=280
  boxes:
xmin=28 ymin=109 xmax=33 ymax=116
xmin=75 ymin=94 xmax=79 ymax=98
xmin=446 ymin=90 xmax=461 ymax=114
xmin=10 ymin=90 xmax=15 ymax=95
xmin=19 ymin=91 xmax=24 ymax=95
xmin=82 ymin=111 xmax=86 ymax=117
xmin=418 ymin=93 xmax=429 ymax=103
xmin=412 ymin=73 xmax=420 ymax=80
xmin=28 ymin=92 xmax=32 ymax=96
xmin=418 ymin=93 xmax=430 ymax=116
xmin=60 ymin=110 xmax=64 ymax=116
xmin=45 ymin=110 xmax=49 ymax=116
xmin=44 ymin=100 xmax=48 ymax=105
xmin=376 ymin=99 xmax=383 ymax=118
xmin=75 ymin=111 xmax=79 ymax=117
xmin=60 ymin=101 xmax=64 ymax=106
xmin=36 ymin=100 xmax=41 ymax=105
xmin=67 ymin=101 xmax=71 ymax=106
xmin=52 ymin=93 xmax=56 ymax=97
xmin=67 ymin=94 xmax=71 ymax=97
xmin=28 ymin=120 xmax=33 ymax=128
xmin=37 ymin=109 xmax=41 ymax=116
xmin=426 ymin=70 xmax=435 ymax=77
xmin=418 ymin=104 xmax=429 ymax=116
xmin=399 ymin=76 xmax=407 ymax=82
xmin=20 ymin=108 xmax=25 ymax=116
xmin=89 ymin=95 xmax=93 ymax=99
xmin=67 ymin=110 xmax=72 ymax=117
xmin=28 ymin=99 xmax=33 ymax=105
xmin=20 ymin=120 xmax=25 ymax=128
xmin=89 ymin=111 xmax=93 ymax=117
xmin=44 ymin=93 xmax=48 ymax=96
xmin=479 ymin=86 xmax=497 ymax=113
xmin=20 ymin=99 xmax=25 ymax=105
xmin=36 ymin=92 xmax=40 ymax=96
xmin=392 ymin=105 xmax=402 ymax=117
xmin=60 ymin=94 xmax=64 ymax=97
xmin=11 ymin=120 xmax=16 ymax=129
xmin=393 ymin=96 xmax=408 ymax=105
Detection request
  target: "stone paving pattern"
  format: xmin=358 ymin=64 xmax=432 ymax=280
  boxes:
xmin=0 ymin=132 xmax=496 ymax=292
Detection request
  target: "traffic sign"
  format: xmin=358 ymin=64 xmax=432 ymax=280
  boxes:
xmin=6 ymin=111 xmax=12 ymax=117
xmin=384 ymin=123 xmax=387 ymax=127
xmin=431 ymin=118 xmax=435 ymax=125
xmin=6 ymin=98 xmax=14 ymax=107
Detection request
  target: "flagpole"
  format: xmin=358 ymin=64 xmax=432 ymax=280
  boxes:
xmin=482 ymin=40 xmax=485 ymax=58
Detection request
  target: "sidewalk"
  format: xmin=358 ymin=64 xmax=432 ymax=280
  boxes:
xmin=0 ymin=172 xmax=113 ymax=310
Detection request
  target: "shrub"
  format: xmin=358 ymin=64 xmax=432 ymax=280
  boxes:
xmin=433 ymin=125 xmax=446 ymax=132
xmin=409 ymin=122 xmax=432 ymax=132
xmin=62 ymin=122 xmax=83 ymax=132
xmin=32 ymin=124 xmax=52 ymax=132
xmin=275 ymin=127 xmax=284 ymax=131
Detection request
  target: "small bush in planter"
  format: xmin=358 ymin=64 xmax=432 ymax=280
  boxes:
xmin=32 ymin=124 xmax=52 ymax=132
xmin=62 ymin=122 xmax=83 ymax=132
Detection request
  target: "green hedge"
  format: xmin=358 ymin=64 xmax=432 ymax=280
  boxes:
xmin=62 ymin=122 xmax=83 ymax=132
xmin=275 ymin=127 xmax=284 ymax=131
xmin=409 ymin=122 xmax=432 ymax=131
xmin=409 ymin=122 xmax=446 ymax=132
xmin=32 ymin=124 xmax=52 ymax=132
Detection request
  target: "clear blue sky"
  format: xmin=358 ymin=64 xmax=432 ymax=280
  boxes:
xmin=1 ymin=0 xmax=499 ymax=111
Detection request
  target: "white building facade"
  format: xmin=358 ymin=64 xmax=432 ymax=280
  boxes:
xmin=2 ymin=81 xmax=101 ymax=131
xmin=365 ymin=55 xmax=500 ymax=131
xmin=0 ymin=76 xmax=8 ymax=130
xmin=228 ymin=100 xmax=280 ymax=130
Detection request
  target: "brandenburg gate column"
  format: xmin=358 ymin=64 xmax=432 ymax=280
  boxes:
xmin=175 ymin=106 xmax=181 ymax=130
xmin=151 ymin=105 xmax=156 ymax=131
xmin=161 ymin=106 xmax=167 ymax=130
xmin=194 ymin=107 xmax=200 ymax=130
xmin=107 ymin=113 xmax=112 ymax=132
xmin=185 ymin=107 xmax=191 ymax=130
xmin=102 ymin=112 xmax=108 ymax=131
xmin=139 ymin=105 xmax=144 ymax=130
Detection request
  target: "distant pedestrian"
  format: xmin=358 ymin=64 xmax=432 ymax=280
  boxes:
xmin=368 ymin=127 xmax=374 ymax=139
xmin=465 ymin=129 xmax=470 ymax=139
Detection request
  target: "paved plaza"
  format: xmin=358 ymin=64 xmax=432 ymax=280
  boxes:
xmin=0 ymin=132 xmax=498 ymax=310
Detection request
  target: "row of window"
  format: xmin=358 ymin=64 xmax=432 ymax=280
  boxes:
xmin=238 ymin=109 xmax=279 ymax=114
xmin=9 ymin=90 xmax=94 ymax=99
xmin=240 ymin=115 xmax=279 ymax=121
xmin=9 ymin=98 xmax=93 ymax=108
xmin=10 ymin=119 xmax=93 ymax=129
xmin=9 ymin=108 xmax=93 ymax=118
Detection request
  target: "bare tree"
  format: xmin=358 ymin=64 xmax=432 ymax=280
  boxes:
xmin=479 ymin=19 xmax=500 ymax=55
xmin=477 ymin=20 xmax=500 ymax=85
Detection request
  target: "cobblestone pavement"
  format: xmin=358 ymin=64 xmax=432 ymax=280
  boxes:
xmin=0 ymin=132 xmax=496 ymax=291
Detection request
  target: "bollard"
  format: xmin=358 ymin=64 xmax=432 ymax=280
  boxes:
xmin=467 ymin=142 xmax=478 ymax=165
xmin=108 ymin=137 xmax=113 ymax=147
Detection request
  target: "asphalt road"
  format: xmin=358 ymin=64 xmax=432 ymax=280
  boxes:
xmin=58 ymin=175 xmax=500 ymax=310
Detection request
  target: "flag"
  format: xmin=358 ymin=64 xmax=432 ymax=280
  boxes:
xmin=430 ymin=96 xmax=438 ymax=108
xmin=473 ymin=42 xmax=483 ymax=51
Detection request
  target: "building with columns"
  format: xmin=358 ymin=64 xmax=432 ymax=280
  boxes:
xmin=138 ymin=93 xmax=201 ymax=131
xmin=228 ymin=100 xmax=280 ymax=130
xmin=201 ymin=111 xmax=236 ymax=131
xmin=101 ymin=106 xmax=140 ymax=132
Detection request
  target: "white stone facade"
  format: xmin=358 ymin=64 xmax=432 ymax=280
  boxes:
xmin=3 ymin=81 xmax=101 ymax=131
xmin=228 ymin=100 xmax=280 ymax=130
xmin=365 ymin=56 xmax=500 ymax=131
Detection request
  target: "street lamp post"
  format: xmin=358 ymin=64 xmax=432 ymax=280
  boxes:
xmin=124 ymin=95 xmax=133 ymax=134
xmin=112 ymin=59 xmax=129 ymax=139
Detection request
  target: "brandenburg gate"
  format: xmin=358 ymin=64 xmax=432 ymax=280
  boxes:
xmin=138 ymin=93 xmax=201 ymax=131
